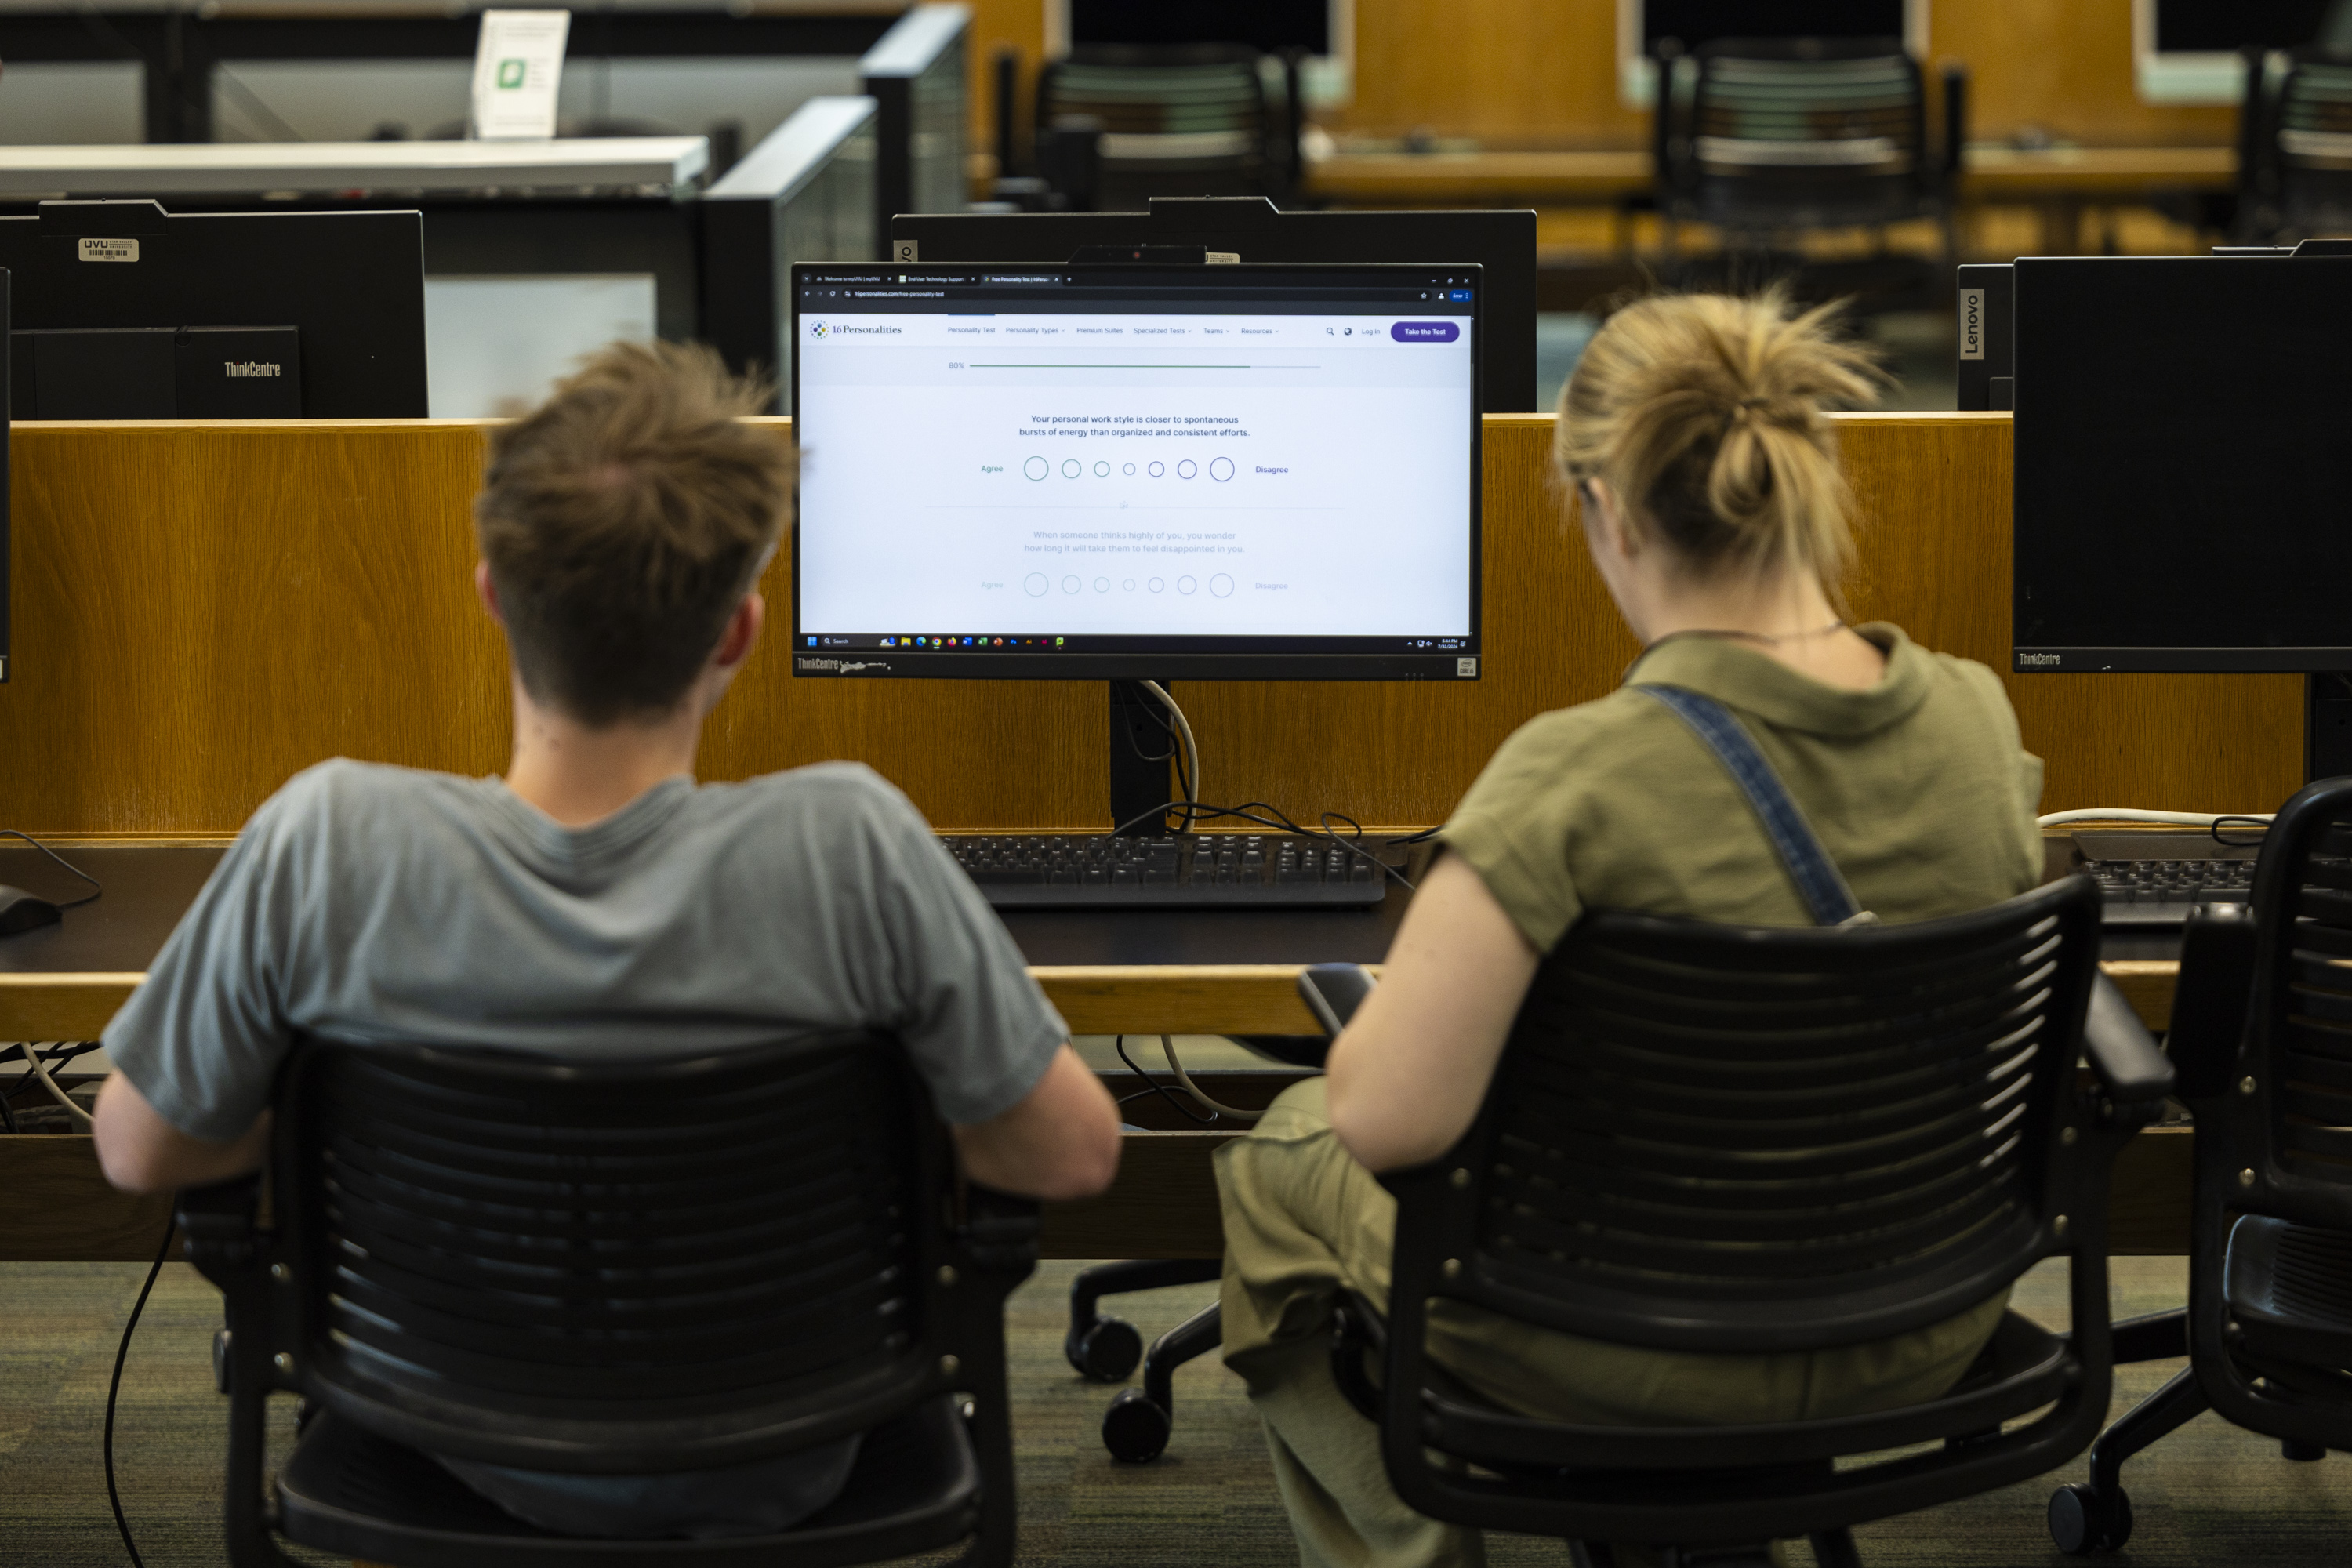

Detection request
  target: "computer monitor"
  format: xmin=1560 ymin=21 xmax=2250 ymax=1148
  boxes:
xmin=891 ymin=198 xmax=1537 ymax=412
xmin=702 ymin=96 xmax=880 ymax=407
xmin=789 ymin=259 xmax=1480 ymax=684
xmin=1069 ymin=0 xmax=1331 ymax=54
xmin=2136 ymin=0 xmax=2349 ymax=103
xmin=862 ymin=4 xmax=970 ymax=240
xmin=0 ymin=199 xmax=426 ymax=418
xmin=1619 ymin=0 xmax=1924 ymax=104
xmin=2011 ymin=252 xmax=2352 ymax=677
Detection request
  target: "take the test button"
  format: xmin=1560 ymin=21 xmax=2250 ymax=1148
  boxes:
xmin=1391 ymin=321 xmax=1461 ymax=343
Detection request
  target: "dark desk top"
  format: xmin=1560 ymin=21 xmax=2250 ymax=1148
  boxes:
xmin=0 ymin=843 xmax=2183 ymax=976
xmin=0 ymin=843 xmax=1421 ymax=975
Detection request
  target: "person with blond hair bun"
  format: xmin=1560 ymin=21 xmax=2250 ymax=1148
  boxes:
xmin=1213 ymin=292 xmax=2045 ymax=1568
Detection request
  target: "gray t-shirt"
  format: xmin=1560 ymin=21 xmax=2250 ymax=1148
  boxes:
xmin=107 ymin=757 xmax=1068 ymax=1140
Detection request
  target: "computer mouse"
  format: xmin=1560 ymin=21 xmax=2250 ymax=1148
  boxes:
xmin=0 ymin=885 xmax=64 ymax=937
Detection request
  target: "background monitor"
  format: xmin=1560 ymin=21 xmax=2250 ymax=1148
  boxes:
xmin=702 ymin=96 xmax=880 ymax=406
xmin=2 ymin=267 xmax=9 ymax=683
xmin=892 ymin=198 xmax=1537 ymax=412
xmin=1069 ymin=0 xmax=1330 ymax=54
xmin=1620 ymin=0 xmax=1926 ymax=103
xmin=789 ymin=260 xmax=1481 ymax=682
xmin=2010 ymin=253 xmax=2352 ymax=673
xmin=0 ymin=200 xmax=426 ymax=418
xmin=2136 ymin=0 xmax=2352 ymax=103
xmin=862 ymin=4 xmax=971 ymax=245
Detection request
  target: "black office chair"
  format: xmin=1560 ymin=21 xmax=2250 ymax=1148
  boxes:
xmin=1654 ymin=36 xmax=1963 ymax=309
xmin=1319 ymin=877 xmax=2170 ymax=1566
xmin=2234 ymin=45 xmax=2352 ymax=241
xmin=1034 ymin=44 xmax=1298 ymax=212
xmin=1069 ymin=1030 xmax=1326 ymax=1463
xmin=2048 ymin=778 xmax=2352 ymax=1555
xmin=175 ymin=1030 xmax=1037 ymax=1567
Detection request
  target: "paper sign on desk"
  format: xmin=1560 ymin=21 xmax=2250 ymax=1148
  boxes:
xmin=470 ymin=10 xmax=569 ymax=140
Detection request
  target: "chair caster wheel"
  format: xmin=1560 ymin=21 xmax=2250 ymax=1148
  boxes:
xmin=2283 ymin=1439 xmax=2327 ymax=1461
xmin=2049 ymin=1483 xmax=2132 ymax=1555
xmin=1066 ymin=1317 xmax=1144 ymax=1382
xmin=1102 ymin=1388 xmax=1172 ymax=1462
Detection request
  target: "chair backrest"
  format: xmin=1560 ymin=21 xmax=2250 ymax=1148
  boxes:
xmin=1391 ymin=877 xmax=2107 ymax=1356
xmin=2274 ymin=50 xmax=2352 ymax=235
xmin=2212 ymin=775 xmax=2352 ymax=1230
xmin=1039 ymin=44 xmax=1270 ymax=207
xmin=1666 ymin=37 xmax=1927 ymax=230
xmin=270 ymin=1029 xmax=961 ymax=1472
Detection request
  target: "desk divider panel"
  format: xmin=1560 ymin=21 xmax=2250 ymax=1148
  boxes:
xmin=0 ymin=412 xmax=2303 ymax=838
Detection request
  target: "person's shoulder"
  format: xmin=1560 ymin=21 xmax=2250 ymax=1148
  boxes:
xmin=1913 ymin=647 xmax=2024 ymax=729
xmin=1484 ymin=687 xmax=1690 ymax=775
xmin=250 ymin=758 xmax=474 ymax=837
xmin=709 ymin=762 xmax=935 ymax=842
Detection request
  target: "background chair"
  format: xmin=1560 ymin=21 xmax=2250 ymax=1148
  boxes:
xmin=1654 ymin=36 xmax=1964 ymax=312
xmin=1069 ymin=1030 xmax=1326 ymax=1464
xmin=176 ymin=1030 xmax=1037 ymax=1567
xmin=2235 ymin=45 xmax=2352 ymax=241
xmin=2049 ymin=779 xmax=2352 ymax=1555
xmin=1031 ymin=44 xmax=1301 ymax=212
xmin=1323 ymin=877 xmax=2170 ymax=1566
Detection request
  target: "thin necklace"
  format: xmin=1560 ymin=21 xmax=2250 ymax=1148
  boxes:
xmin=1652 ymin=618 xmax=1848 ymax=649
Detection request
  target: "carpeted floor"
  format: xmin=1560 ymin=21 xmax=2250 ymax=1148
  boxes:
xmin=2 ymin=1254 xmax=2345 ymax=1566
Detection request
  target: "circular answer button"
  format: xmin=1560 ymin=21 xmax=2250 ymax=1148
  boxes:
xmin=1210 ymin=573 xmax=1234 ymax=597
xmin=1177 ymin=459 xmax=1197 ymax=480
xmin=1061 ymin=459 xmax=1082 ymax=479
xmin=1024 ymin=456 xmax=1048 ymax=481
xmin=1209 ymin=457 xmax=1234 ymax=481
xmin=1062 ymin=575 xmax=1081 ymax=593
xmin=1178 ymin=575 xmax=1197 ymax=594
xmin=1148 ymin=461 xmax=1166 ymax=477
xmin=1024 ymin=572 xmax=1048 ymax=596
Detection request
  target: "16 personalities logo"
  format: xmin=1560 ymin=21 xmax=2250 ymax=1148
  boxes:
xmin=808 ymin=320 xmax=829 ymax=339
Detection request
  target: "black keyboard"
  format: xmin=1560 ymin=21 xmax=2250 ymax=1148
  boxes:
xmin=2088 ymin=858 xmax=2254 ymax=928
xmin=941 ymin=833 xmax=1394 ymax=909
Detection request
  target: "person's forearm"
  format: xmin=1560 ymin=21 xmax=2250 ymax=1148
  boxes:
xmin=949 ymin=1044 xmax=1122 ymax=1200
xmin=92 ymin=1074 xmax=270 ymax=1194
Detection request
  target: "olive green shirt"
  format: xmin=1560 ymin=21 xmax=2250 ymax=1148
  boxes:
xmin=1441 ymin=622 xmax=2044 ymax=948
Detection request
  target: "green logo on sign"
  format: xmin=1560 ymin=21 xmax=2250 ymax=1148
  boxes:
xmin=496 ymin=58 xmax=525 ymax=89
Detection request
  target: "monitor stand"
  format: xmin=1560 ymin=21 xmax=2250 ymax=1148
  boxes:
xmin=2307 ymin=675 xmax=2352 ymax=783
xmin=1108 ymin=680 xmax=1177 ymax=835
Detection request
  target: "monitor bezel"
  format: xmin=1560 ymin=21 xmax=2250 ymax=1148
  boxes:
xmin=2009 ymin=252 xmax=2352 ymax=677
xmin=786 ymin=259 xmax=1484 ymax=682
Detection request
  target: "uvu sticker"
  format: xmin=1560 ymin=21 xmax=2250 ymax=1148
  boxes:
xmin=78 ymin=238 xmax=139 ymax=263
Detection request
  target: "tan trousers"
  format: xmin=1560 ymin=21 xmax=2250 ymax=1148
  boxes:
xmin=1214 ymin=1080 xmax=2009 ymax=1568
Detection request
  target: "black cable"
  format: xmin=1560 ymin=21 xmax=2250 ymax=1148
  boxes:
xmin=0 ymin=830 xmax=103 ymax=909
xmin=2212 ymin=815 xmax=2269 ymax=848
xmin=107 ymin=1214 xmax=176 ymax=1568
xmin=1114 ymin=1035 xmax=1215 ymax=1125
xmin=0 ymin=1088 xmax=16 ymax=1134
xmin=1385 ymin=825 xmax=1444 ymax=846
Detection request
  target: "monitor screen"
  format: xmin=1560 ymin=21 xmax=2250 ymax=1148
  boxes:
xmin=790 ymin=261 xmax=1481 ymax=681
xmin=1640 ymin=0 xmax=1913 ymax=53
xmin=2011 ymin=254 xmax=2352 ymax=673
xmin=1070 ymin=0 xmax=1330 ymax=54
xmin=2150 ymin=0 xmax=2336 ymax=53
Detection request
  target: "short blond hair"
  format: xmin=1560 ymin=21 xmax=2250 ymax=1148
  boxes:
xmin=475 ymin=341 xmax=790 ymax=725
xmin=1554 ymin=291 xmax=1885 ymax=591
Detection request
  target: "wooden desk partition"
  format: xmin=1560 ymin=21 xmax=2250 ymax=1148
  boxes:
xmin=0 ymin=413 xmax=2303 ymax=838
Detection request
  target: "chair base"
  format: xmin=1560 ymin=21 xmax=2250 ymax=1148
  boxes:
xmin=1065 ymin=1258 xmax=1220 ymax=1382
xmin=272 ymin=1399 xmax=981 ymax=1568
xmin=1102 ymin=1301 xmax=1223 ymax=1462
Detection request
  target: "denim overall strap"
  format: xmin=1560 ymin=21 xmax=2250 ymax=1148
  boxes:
xmin=1640 ymin=684 xmax=1869 ymax=927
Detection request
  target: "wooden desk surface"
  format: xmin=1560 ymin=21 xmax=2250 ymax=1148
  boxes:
xmin=1301 ymin=144 xmax=2235 ymax=206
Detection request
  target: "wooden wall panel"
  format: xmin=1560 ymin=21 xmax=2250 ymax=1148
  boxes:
xmin=0 ymin=411 xmax=2303 ymax=839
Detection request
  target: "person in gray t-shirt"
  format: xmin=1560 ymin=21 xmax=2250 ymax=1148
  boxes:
xmin=92 ymin=340 xmax=1123 ymax=1540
